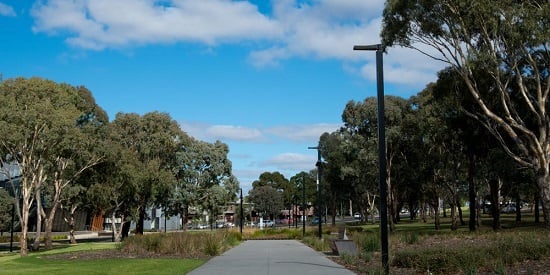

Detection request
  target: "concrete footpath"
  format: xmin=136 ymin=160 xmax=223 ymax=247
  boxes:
xmin=188 ymin=239 xmax=355 ymax=275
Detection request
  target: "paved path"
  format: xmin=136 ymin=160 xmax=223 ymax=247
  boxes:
xmin=188 ymin=240 xmax=355 ymax=275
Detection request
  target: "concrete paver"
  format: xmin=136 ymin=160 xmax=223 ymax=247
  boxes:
xmin=188 ymin=239 xmax=355 ymax=275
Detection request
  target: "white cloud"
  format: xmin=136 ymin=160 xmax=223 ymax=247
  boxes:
xmin=31 ymin=0 xmax=282 ymax=49
xmin=0 ymin=2 xmax=16 ymax=16
xmin=30 ymin=0 xmax=445 ymax=87
xmin=180 ymin=121 xmax=264 ymax=142
xmin=266 ymin=123 xmax=341 ymax=142
xmin=181 ymin=121 xmax=340 ymax=144
xmin=261 ymin=153 xmax=316 ymax=171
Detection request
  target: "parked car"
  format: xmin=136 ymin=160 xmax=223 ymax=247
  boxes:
xmin=257 ymin=220 xmax=274 ymax=227
xmin=310 ymin=217 xmax=324 ymax=225
xmin=194 ymin=224 xmax=208 ymax=229
xmin=353 ymin=213 xmax=361 ymax=219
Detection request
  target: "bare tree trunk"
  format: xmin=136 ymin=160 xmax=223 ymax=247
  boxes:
xmin=367 ymin=192 xmax=377 ymax=224
xmin=68 ymin=205 xmax=78 ymax=244
xmin=536 ymin=172 xmax=550 ymax=228
xmin=111 ymin=212 xmax=126 ymax=242
xmin=33 ymin=189 xmax=43 ymax=251
xmin=489 ymin=178 xmax=502 ymax=230
xmin=19 ymin=194 xmax=31 ymax=256
xmin=43 ymin=199 xmax=60 ymax=249
xmin=534 ymin=193 xmax=540 ymax=223
xmin=450 ymin=201 xmax=458 ymax=230
xmin=432 ymin=199 xmax=441 ymax=230
xmin=421 ymin=201 xmax=427 ymax=223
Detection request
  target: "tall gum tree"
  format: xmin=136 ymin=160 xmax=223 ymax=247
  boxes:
xmin=0 ymin=77 xmax=105 ymax=255
xmin=382 ymin=0 xmax=550 ymax=228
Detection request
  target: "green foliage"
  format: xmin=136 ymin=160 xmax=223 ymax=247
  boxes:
xmin=302 ymin=236 xmax=331 ymax=252
xmin=119 ymin=231 xmax=240 ymax=258
xmin=354 ymin=231 xmax=380 ymax=253
xmin=392 ymin=230 xmax=550 ymax=274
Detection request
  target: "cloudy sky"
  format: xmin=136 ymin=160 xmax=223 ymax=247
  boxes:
xmin=0 ymin=0 xmax=445 ymax=193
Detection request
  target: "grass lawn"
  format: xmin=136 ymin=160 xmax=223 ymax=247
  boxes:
xmin=0 ymin=243 xmax=206 ymax=275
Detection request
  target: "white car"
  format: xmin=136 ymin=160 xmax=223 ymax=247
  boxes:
xmin=257 ymin=220 xmax=274 ymax=227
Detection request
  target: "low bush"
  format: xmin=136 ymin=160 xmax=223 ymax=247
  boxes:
xmin=392 ymin=230 xmax=550 ymax=274
xmin=119 ymin=231 xmax=241 ymax=258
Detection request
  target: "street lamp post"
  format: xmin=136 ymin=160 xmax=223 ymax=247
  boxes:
xmin=240 ymin=188 xmax=243 ymax=236
xmin=302 ymin=174 xmax=306 ymax=237
xmin=308 ymin=145 xmax=323 ymax=239
xmin=353 ymin=43 xmax=389 ymax=274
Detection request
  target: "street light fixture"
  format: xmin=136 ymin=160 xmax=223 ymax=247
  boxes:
xmin=308 ymin=145 xmax=323 ymax=239
xmin=353 ymin=43 xmax=389 ymax=274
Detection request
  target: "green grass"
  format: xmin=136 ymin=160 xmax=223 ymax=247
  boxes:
xmin=0 ymin=242 xmax=205 ymax=275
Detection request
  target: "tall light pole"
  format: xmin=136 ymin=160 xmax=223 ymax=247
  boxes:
xmin=240 ymin=188 xmax=243 ymax=236
xmin=308 ymin=145 xmax=323 ymax=239
xmin=353 ymin=43 xmax=389 ymax=274
xmin=302 ymin=174 xmax=306 ymax=237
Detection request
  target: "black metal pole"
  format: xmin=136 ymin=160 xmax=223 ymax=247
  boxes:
xmin=309 ymin=146 xmax=323 ymax=239
xmin=317 ymin=154 xmax=322 ymax=240
xmin=353 ymin=43 xmax=389 ymax=274
xmin=302 ymin=174 xmax=306 ymax=237
xmin=240 ymin=188 xmax=243 ymax=236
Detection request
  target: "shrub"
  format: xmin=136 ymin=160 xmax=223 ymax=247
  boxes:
xmin=119 ymin=231 xmax=241 ymax=258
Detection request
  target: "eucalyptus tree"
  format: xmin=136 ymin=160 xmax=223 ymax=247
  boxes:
xmin=111 ymin=111 xmax=186 ymax=235
xmin=250 ymin=171 xmax=293 ymax=215
xmin=0 ymin=77 xmax=104 ymax=255
xmin=173 ymin=139 xmax=234 ymax=228
xmin=289 ymin=171 xmax=317 ymax=217
xmin=40 ymin=86 xmax=107 ymax=249
xmin=383 ymin=0 xmax=550 ymax=228
xmin=86 ymin=139 xmax=143 ymax=242
xmin=319 ymin=131 xmax=355 ymax=225
xmin=341 ymin=96 xmax=413 ymax=230
xmin=248 ymin=185 xmax=284 ymax=220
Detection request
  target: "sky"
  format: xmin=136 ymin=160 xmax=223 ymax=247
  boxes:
xmin=0 ymin=0 xmax=446 ymax=194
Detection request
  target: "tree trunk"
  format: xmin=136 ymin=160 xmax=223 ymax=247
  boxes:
xmin=136 ymin=207 xmax=145 ymax=235
xmin=421 ymin=201 xmax=427 ymax=223
xmin=432 ymin=199 xmax=441 ymax=230
xmin=489 ymin=178 xmax=502 ymax=230
xmin=43 ymin=199 xmax=60 ymax=249
xmin=450 ymin=202 xmax=458 ymax=231
xmin=68 ymin=205 xmax=78 ymax=244
xmin=387 ymin=181 xmax=396 ymax=232
xmin=468 ymin=156 xmax=477 ymax=231
xmin=534 ymin=193 xmax=540 ymax=223
xmin=122 ymin=219 xmax=131 ymax=240
xmin=33 ymin=190 xmax=43 ymax=251
xmin=331 ymin=192 xmax=337 ymax=226
xmin=536 ymin=171 xmax=550 ymax=228
xmin=111 ymin=213 xmax=126 ymax=242
xmin=19 ymin=196 xmax=30 ymax=256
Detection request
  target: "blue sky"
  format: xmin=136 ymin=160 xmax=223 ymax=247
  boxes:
xmin=0 ymin=0 xmax=446 ymax=194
